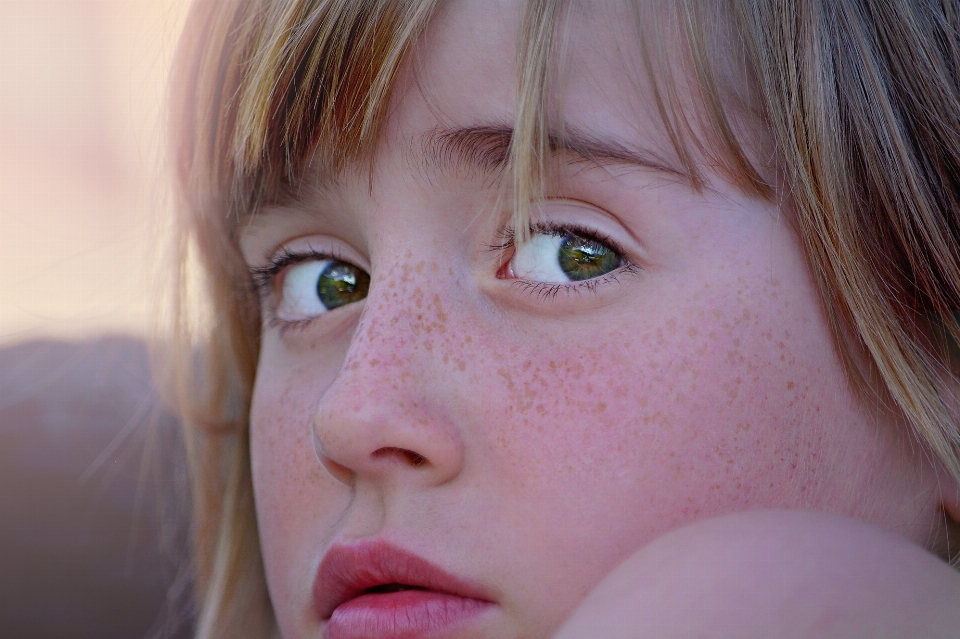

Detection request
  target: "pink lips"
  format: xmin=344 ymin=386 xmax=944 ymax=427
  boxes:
xmin=314 ymin=540 xmax=494 ymax=639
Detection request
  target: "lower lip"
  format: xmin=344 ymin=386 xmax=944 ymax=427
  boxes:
xmin=323 ymin=590 xmax=492 ymax=639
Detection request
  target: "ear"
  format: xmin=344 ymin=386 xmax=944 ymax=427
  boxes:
xmin=942 ymin=388 xmax=960 ymax=525
xmin=939 ymin=476 xmax=960 ymax=567
xmin=942 ymin=474 xmax=960 ymax=525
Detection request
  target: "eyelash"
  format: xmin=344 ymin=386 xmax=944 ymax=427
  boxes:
xmin=249 ymin=221 xmax=636 ymax=332
xmin=491 ymin=221 xmax=640 ymax=299
xmin=248 ymin=246 xmax=349 ymax=333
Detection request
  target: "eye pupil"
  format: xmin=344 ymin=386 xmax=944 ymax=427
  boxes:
xmin=317 ymin=262 xmax=370 ymax=310
xmin=558 ymin=232 xmax=620 ymax=281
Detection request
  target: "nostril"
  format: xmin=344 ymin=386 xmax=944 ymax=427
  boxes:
xmin=372 ymin=447 xmax=429 ymax=468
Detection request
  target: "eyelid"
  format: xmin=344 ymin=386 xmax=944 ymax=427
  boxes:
xmin=493 ymin=197 xmax=638 ymax=261
xmin=249 ymin=237 xmax=367 ymax=288
xmin=492 ymin=221 xmax=640 ymax=299
xmin=246 ymin=237 xmax=370 ymax=336
xmin=501 ymin=198 xmax=639 ymax=252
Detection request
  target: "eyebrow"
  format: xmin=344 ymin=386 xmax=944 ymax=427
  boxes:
xmin=418 ymin=124 xmax=686 ymax=180
xmin=262 ymin=123 xmax=687 ymax=216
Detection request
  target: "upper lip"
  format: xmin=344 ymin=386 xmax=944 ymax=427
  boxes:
xmin=313 ymin=539 xmax=493 ymax=620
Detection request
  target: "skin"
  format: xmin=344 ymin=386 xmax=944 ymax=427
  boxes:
xmin=239 ymin=1 xmax=960 ymax=637
xmin=552 ymin=511 xmax=960 ymax=639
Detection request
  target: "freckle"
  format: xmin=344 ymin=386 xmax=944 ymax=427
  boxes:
xmin=687 ymin=327 xmax=699 ymax=337
xmin=456 ymin=359 xmax=465 ymax=371
xmin=786 ymin=381 xmax=795 ymax=390
xmin=433 ymin=295 xmax=448 ymax=323
xmin=597 ymin=402 xmax=607 ymax=412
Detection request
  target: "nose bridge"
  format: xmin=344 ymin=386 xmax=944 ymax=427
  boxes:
xmin=312 ymin=256 xmax=464 ymax=488
xmin=353 ymin=271 xmax=434 ymax=373
xmin=345 ymin=254 xmax=451 ymax=383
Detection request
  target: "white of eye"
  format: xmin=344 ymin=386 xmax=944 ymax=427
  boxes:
xmin=278 ymin=259 xmax=333 ymax=319
xmin=510 ymin=233 xmax=570 ymax=282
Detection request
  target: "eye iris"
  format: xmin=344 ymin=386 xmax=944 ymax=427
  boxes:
xmin=316 ymin=261 xmax=370 ymax=310
xmin=557 ymin=232 xmax=620 ymax=281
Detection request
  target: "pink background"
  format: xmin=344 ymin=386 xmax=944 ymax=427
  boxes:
xmin=0 ymin=0 xmax=189 ymax=345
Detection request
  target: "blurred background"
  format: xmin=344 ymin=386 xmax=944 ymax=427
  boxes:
xmin=1 ymin=1 xmax=195 ymax=637
xmin=0 ymin=0 xmax=187 ymax=343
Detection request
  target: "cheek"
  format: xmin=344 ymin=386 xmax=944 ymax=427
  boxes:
xmin=467 ymin=261 xmax=900 ymax=580
xmin=249 ymin=364 xmax=346 ymax=629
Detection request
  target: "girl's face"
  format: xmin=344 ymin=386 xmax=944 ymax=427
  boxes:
xmin=241 ymin=1 xmax=946 ymax=638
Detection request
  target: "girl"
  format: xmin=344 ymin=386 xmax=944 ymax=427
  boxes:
xmin=166 ymin=0 xmax=960 ymax=637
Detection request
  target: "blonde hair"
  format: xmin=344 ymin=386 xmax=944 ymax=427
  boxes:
xmin=166 ymin=0 xmax=960 ymax=636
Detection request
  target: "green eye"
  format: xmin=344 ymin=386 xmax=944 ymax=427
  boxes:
xmin=317 ymin=262 xmax=370 ymax=310
xmin=279 ymin=258 xmax=370 ymax=320
xmin=316 ymin=261 xmax=370 ymax=310
xmin=511 ymin=229 xmax=623 ymax=283
xmin=558 ymin=233 xmax=620 ymax=281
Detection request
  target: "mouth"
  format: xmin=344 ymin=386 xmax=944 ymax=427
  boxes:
xmin=314 ymin=540 xmax=494 ymax=639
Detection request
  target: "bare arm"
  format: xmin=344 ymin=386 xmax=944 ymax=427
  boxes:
xmin=552 ymin=511 xmax=960 ymax=639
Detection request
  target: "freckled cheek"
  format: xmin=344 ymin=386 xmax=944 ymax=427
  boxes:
xmin=473 ymin=299 xmax=834 ymax=533
xmin=249 ymin=369 xmax=346 ymax=602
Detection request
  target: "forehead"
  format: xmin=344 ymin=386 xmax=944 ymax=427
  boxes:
xmin=252 ymin=0 xmax=766 ymax=218
xmin=386 ymin=0 xmax=681 ymax=166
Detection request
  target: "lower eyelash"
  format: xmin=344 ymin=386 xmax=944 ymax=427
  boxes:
xmin=264 ymin=314 xmax=314 ymax=336
xmin=510 ymin=264 xmax=640 ymax=300
xmin=249 ymin=246 xmax=357 ymax=331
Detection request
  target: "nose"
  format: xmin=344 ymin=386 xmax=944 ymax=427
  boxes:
xmin=312 ymin=281 xmax=466 ymax=490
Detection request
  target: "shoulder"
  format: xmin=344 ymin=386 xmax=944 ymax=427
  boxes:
xmin=553 ymin=510 xmax=960 ymax=639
